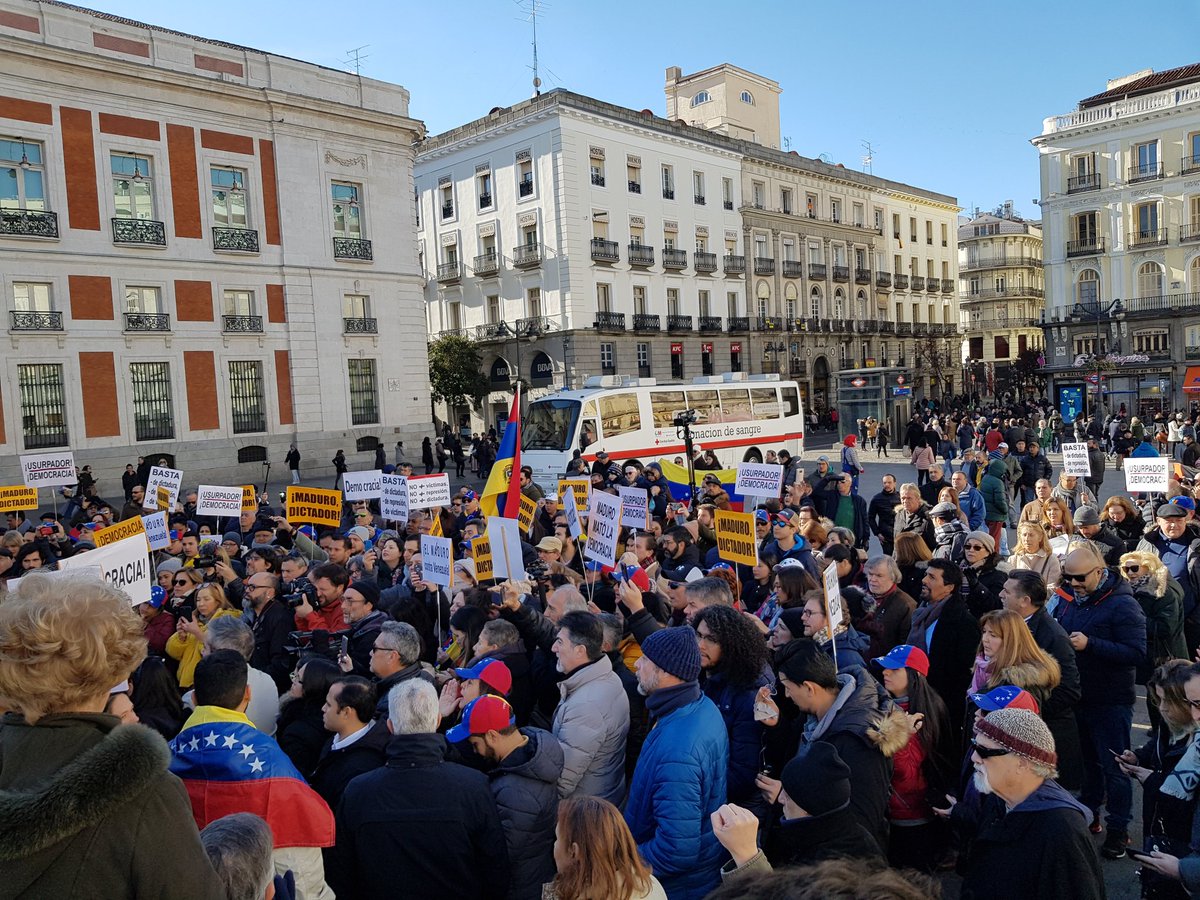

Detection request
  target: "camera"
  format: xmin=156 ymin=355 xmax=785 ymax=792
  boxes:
xmin=285 ymin=628 xmax=344 ymax=663
xmin=672 ymin=408 xmax=699 ymax=428
xmin=192 ymin=549 xmax=222 ymax=582
xmin=526 ymin=560 xmax=550 ymax=581
xmin=282 ymin=576 xmax=318 ymax=610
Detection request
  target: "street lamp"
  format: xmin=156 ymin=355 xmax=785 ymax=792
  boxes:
xmin=762 ymin=341 xmax=786 ymax=374
xmin=1071 ymin=298 xmax=1123 ymax=419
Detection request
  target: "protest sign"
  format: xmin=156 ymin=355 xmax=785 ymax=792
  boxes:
xmin=407 ymin=473 xmax=451 ymax=510
xmin=380 ymin=474 xmax=409 ymax=521
xmin=20 ymin=451 xmax=77 ymax=488
xmin=488 ymin=517 xmax=527 ymax=581
xmin=285 ymin=486 xmax=342 ymax=527
xmin=155 ymin=486 xmax=171 ymax=511
xmin=420 ymin=534 xmax=453 ymax=588
xmin=0 ymin=485 xmax=38 ymax=515
xmin=1124 ymin=457 xmax=1170 ymax=493
xmin=241 ymin=485 xmax=258 ymax=512
xmin=517 ymin=493 xmax=538 ymax=536
xmin=142 ymin=511 xmax=170 ymax=551
xmin=94 ymin=516 xmax=147 ymax=550
xmin=58 ymin=532 xmax=152 ymax=606
xmin=735 ymin=462 xmax=784 ymax=499
xmin=714 ymin=509 xmax=758 ymax=566
xmin=585 ymin=491 xmax=621 ymax=565
xmin=823 ymin=559 xmax=843 ymax=630
xmin=342 ymin=470 xmax=383 ymax=502
xmin=558 ymin=479 xmax=590 ymax=512
xmin=617 ymin=486 xmax=649 ymax=530
xmin=561 ymin=494 xmax=583 ymax=539
xmin=471 ymin=535 xmax=494 ymax=582
xmin=196 ymin=485 xmax=244 ymax=518
xmin=143 ymin=466 xmax=183 ymax=511
xmin=429 ymin=512 xmax=444 ymax=537
xmin=1060 ymin=443 xmax=1092 ymax=478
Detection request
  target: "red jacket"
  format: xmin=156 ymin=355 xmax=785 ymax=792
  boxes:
xmin=143 ymin=609 xmax=176 ymax=657
xmin=295 ymin=596 xmax=344 ymax=632
xmin=887 ymin=702 xmax=930 ymax=822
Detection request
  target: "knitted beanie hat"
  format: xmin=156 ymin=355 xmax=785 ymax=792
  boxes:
xmin=348 ymin=579 xmax=380 ymax=609
xmin=777 ymin=608 xmax=807 ymax=640
xmin=640 ymin=626 xmax=701 ymax=682
xmin=780 ymin=742 xmax=852 ymax=816
xmin=975 ymin=708 xmax=1057 ymax=768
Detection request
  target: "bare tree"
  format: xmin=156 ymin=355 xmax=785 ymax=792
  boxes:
xmin=912 ymin=335 xmax=954 ymax=404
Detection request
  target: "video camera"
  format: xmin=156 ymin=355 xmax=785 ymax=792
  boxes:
xmin=281 ymin=576 xmax=318 ymax=610
xmin=191 ymin=548 xmax=222 ymax=582
xmin=284 ymin=628 xmax=346 ymax=664
xmin=526 ymin=559 xmax=550 ymax=581
xmin=672 ymin=408 xmax=699 ymax=428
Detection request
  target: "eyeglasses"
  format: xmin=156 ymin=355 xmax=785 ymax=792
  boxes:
xmin=1062 ymin=568 xmax=1099 ymax=583
xmin=964 ymin=543 xmax=988 ymax=551
xmin=971 ymin=739 xmax=1011 ymax=759
xmin=625 ymin=470 xmax=638 ymax=476
xmin=799 ymin=608 xmax=821 ymax=618
xmin=370 ymin=645 xmax=397 ymax=654
xmin=1184 ymin=698 xmax=1200 ymax=711
xmin=1121 ymin=565 xmax=1141 ymax=574
xmin=667 ymin=581 xmax=683 ymax=590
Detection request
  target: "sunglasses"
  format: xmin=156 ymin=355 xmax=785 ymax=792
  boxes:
xmin=174 ymin=578 xmax=190 ymax=586
xmin=964 ymin=543 xmax=988 ymax=551
xmin=1121 ymin=565 xmax=1141 ymax=574
xmin=971 ymin=739 xmax=1011 ymax=759
xmin=667 ymin=581 xmax=683 ymax=589
xmin=1062 ymin=569 xmax=1098 ymax=583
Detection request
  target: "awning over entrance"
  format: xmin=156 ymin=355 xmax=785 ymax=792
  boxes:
xmin=1184 ymin=367 xmax=1200 ymax=393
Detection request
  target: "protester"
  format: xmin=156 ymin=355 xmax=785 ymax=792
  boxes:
xmin=1008 ymin=521 xmax=1061 ymax=593
xmin=893 ymin=532 xmax=932 ymax=604
xmin=167 ymin=583 xmax=241 ymax=689
xmin=1137 ymin=502 xmax=1200 ymax=653
xmin=205 ymin=616 xmax=281 ymax=737
xmin=277 ymin=658 xmax=342 ymax=775
xmin=548 ymin=795 xmax=667 ymax=900
xmin=200 ymin=812 xmax=280 ymax=900
xmin=909 ymin=559 xmax=981 ymax=738
xmin=309 ymin=676 xmax=388 ymax=810
xmin=852 ymin=555 xmax=917 ymax=661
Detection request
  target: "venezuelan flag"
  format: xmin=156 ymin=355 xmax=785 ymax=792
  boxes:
xmin=481 ymin=388 xmax=523 ymax=518
xmin=655 ymin=458 xmax=746 ymax=509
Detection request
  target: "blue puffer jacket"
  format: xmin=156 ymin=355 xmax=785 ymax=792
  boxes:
xmin=700 ymin=668 xmax=772 ymax=803
xmin=625 ymin=684 xmax=729 ymax=900
xmin=1053 ymin=568 xmax=1146 ymax=706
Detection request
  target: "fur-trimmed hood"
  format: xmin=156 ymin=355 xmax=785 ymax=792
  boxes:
xmin=992 ymin=661 xmax=1060 ymax=693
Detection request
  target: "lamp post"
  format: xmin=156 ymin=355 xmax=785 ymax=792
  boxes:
xmin=762 ymin=341 xmax=786 ymax=374
xmin=1071 ymin=298 xmax=1123 ymax=420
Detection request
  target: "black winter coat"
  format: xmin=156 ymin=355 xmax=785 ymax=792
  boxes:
xmin=309 ymin=719 xmax=389 ymax=810
xmin=918 ymin=593 xmax=981 ymax=737
xmin=894 ymin=504 xmax=936 ymax=553
xmin=763 ymin=804 xmax=883 ymax=868
xmin=1053 ymin=570 xmax=1146 ymax=707
xmin=867 ymin=489 xmax=899 ymax=545
xmin=1025 ymin=608 xmax=1083 ymax=792
xmin=276 ymin=699 xmax=328 ymax=777
xmin=489 ymin=643 xmax=537 ymax=728
xmin=488 ymin=728 xmax=564 ymax=900
xmin=963 ymin=562 xmax=1005 ymax=619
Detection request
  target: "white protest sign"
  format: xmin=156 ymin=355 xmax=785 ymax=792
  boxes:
xmin=1060 ymin=443 xmax=1091 ymax=478
xmin=1124 ymin=457 xmax=1170 ymax=493
xmin=20 ymin=451 xmax=77 ymax=488
xmin=585 ymin=491 xmax=621 ymax=565
xmin=487 ymin=517 xmax=527 ymax=581
xmin=380 ymin=474 xmax=409 ymax=521
xmin=822 ymin=559 xmax=843 ymax=630
xmin=617 ymin=486 xmax=649 ymax=530
xmin=57 ymin=531 xmax=152 ymax=606
xmin=142 ymin=511 xmax=170 ymax=551
xmin=406 ymin=473 xmax=451 ymax=510
xmin=341 ymin=470 xmax=383 ymax=502
xmin=419 ymin=534 xmax=454 ymax=588
xmin=561 ymin=495 xmax=583 ymax=539
xmin=735 ymin=462 xmax=784 ymax=499
xmin=195 ymin=485 xmax=245 ymax=518
xmin=143 ymin=466 xmax=183 ymax=510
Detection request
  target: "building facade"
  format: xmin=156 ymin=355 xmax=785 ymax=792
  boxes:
xmin=1033 ymin=63 xmax=1200 ymax=421
xmin=0 ymin=1 xmax=431 ymax=487
xmin=958 ymin=204 xmax=1044 ymax=399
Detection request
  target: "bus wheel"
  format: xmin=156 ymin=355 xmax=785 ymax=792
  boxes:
xmin=742 ymin=449 xmax=762 ymax=464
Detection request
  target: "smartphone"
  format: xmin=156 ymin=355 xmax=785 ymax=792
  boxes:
xmin=339 ymin=636 xmax=349 ymax=659
xmin=488 ymin=588 xmax=505 ymax=606
xmin=38 ymin=525 xmax=54 ymax=536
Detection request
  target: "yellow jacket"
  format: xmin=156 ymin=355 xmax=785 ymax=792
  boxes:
xmin=166 ymin=608 xmax=241 ymax=688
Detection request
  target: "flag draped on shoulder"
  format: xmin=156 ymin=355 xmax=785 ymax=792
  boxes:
xmin=169 ymin=706 xmax=334 ymax=848
xmin=481 ymin=388 xmax=523 ymax=518
xmin=655 ymin=458 xmax=745 ymax=509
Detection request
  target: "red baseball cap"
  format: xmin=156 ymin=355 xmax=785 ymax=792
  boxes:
xmin=445 ymin=695 xmax=515 ymax=742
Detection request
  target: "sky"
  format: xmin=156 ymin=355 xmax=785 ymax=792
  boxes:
xmin=91 ymin=0 xmax=1200 ymax=218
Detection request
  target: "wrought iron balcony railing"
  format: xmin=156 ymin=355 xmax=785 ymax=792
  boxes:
xmin=628 ymin=244 xmax=655 ymax=266
xmin=473 ymin=252 xmax=499 ymax=275
xmin=212 ymin=226 xmax=259 ymax=252
xmin=632 ymin=313 xmax=661 ymax=332
xmin=698 ymin=315 xmax=723 ymax=333
xmin=0 ymin=209 xmax=58 ymax=238
xmin=222 ymin=314 xmax=263 ymax=333
xmin=593 ymin=311 xmax=626 ymax=332
xmin=727 ymin=316 xmax=750 ymax=332
xmin=663 ymin=248 xmax=688 ymax=269
xmin=112 ymin=217 xmax=166 ymax=245
xmin=1067 ymin=172 xmax=1101 ymax=193
xmin=590 ymin=238 xmax=619 ymax=262
xmin=694 ymin=251 xmax=717 ymax=272
xmin=667 ymin=314 xmax=693 ymax=332
xmin=436 ymin=261 xmax=462 ymax=283
xmin=10 ymin=310 xmax=63 ymax=331
xmin=723 ymin=254 xmax=745 ymax=274
xmin=343 ymin=317 xmax=377 ymax=334
xmin=124 ymin=312 xmax=171 ymax=332
xmin=512 ymin=244 xmax=542 ymax=268
xmin=754 ymin=257 xmax=775 ymax=275
xmin=333 ymin=237 xmax=373 ymax=260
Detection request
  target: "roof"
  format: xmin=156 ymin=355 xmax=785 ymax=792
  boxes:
xmin=1079 ymin=62 xmax=1200 ymax=108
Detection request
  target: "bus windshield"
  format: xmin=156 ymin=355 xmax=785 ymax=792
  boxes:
xmin=522 ymin=399 xmax=580 ymax=451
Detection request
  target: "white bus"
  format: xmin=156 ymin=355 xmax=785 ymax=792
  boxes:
xmin=521 ymin=372 xmax=805 ymax=483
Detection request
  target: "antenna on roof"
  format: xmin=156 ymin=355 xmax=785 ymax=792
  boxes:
xmin=783 ymin=136 xmax=791 ymax=151
xmin=818 ymin=153 xmax=833 ymax=164
xmin=860 ymin=140 xmax=875 ymax=175
xmin=515 ymin=0 xmax=546 ymax=97
xmin=342 ymin=45 xmax=369 ymax=77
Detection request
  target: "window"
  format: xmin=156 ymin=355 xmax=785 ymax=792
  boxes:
xmin=125 ymin=285 xmax=162 ymax=314
xmin=1191 ymin=195 xmax=1200 ymax=228
xmin=1136 ymin=201 xmax=1159 ymax=237
xmin=667 ymin=288 xmax=680 ymax=318
xmin=1187 ymin=323 xmax=1200 ymax=350
xmin=1190 ymin=133 xmax=1200 ymax=166
xmin=632 ymin=285 xmax=648 ymax=316
xmin=223 ymin=289 xmax=255 ymax=317
xmin=526 ymin=287 xmax=542 ymax=319
xmin=722 ymin=177 xmax=733 ymax=208
xmin=1137 ymin=262 xmax=1164 ymax=298
xmin=781 ymin=188 xmax=793 ymax=215
xmin=1072 ymin=152 xmax=1096 ymax=177
xmin=600 ymin=393 xmax=640 ymax=437
xmin=853 ymin=203 xmax=864 ymax=227
xmin=211 ymin=166 xmax=248 ymax=228
xmin=111 ymin=153 xmax=153 ymax=219
xmin=596 ymin=283 xmax=611 ymax=313
xmin=651 ymin=390 xmax=685 ymax=428
xmin=517 ymin=158 xmax=534 ymax=196
xmin=130 ymin=361 xmax=174 ymax=441
xmin=13 ymin=282 xmax=52 ymax=311
xmin=521 ymin=223 xmax=538 ymax=248
xmin=830 ymin=199 xmax=841 ymax=223
xmin=909 ymin=217 xmax=918 ymax=243
xmin=874 ymin=208 xmax=883 ymax=231
xmin=892 ymin=213 xmax=900 ymax=239
xmin=925 ymin=220 xmax=933 ymax=245
xmin=755 ymin=235 xmax=768 ymax=259
xmin=740 ymin=90 xmax=754 ymax=104
xmin=699 ymin=289 xmax=710 ymax=318
xmin=702 ymin=345 xmax=713 ymax=376
xmin=810 ymin=287 xmax=821 ymax=319
xmin=600 ymin=342 xmax=615 ymax=375
xmin=727 ymin=291 xmax=738 ymax=318
xmin=590 ymin=153 xmax=605 ymax=187
xmin=693 ymin=171 xmax=705 ymax=204
xmin=228 ymin=361 xmax=266 ymax=433
xmin=662 ymin=165 xmax=674 ymax=199
xmin=940 ymin=222 xmax=948 ymax=247
xmin=18 ymin=363 xmax=67 ymax=449
xmin=637 ymin=342 xmax=651 ymax=376
xmin=0 ymin=138 xmax=45 ymax=210
xmin=348 ymin=358 xmax=379 ymax=425
xmin=1133 ymin=329 xmax=1169 ymax=355
xmin=730 ymin=344 xmax=742 ymax=372
xmin=332 ymin=182 xmax=362 ymax=237
xmin=1076 ymin=269 xmax=1099 ymax=306
xmin=448 ymin=300 xmax=464 ymax=333
xmin=691 ymin=91 xmax=711 ymax=106
xmin=477 ymin=171 xmax=492 ymax=209
xmin=752 ymin=181 xmax=765 ymax=208
xmin=628 ymin=160 xmax=641 ymax=193
xmin=807 ymin=194 xmax=817 ymax=218
xmin=1134 ymin=140 xmax=1159 ymax=175
xmin=1073 ymin=211 xmax=1098 ymax=243
xmin=343 ymin=293 xmax=371 ymax=319
xmin=487 ymin=294 xmax=501 ymax=322
xmin=1193 ymin=257 xmax=1200 ymax=293
xmin=994 ymin=336 xmax=1010 ymax=359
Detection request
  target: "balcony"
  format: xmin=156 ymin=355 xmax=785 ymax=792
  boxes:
xmin=633 ymin=313 xmax=661 ymax=332
xmin=964 ymin=287 xmax=1046 ymax=301
xmin=926 ymin=278 xmax=940 ymax=293
xmin=473 ymin=252 xmax=500 ymax=276
xmin=436 ymin=261 xmax=462 ymax=284
xmin=757 ymin=316 xmax=784 ymax=332
xmin=441 ymin=202 xmax=454 ymax=219
xmin=1067 ymin=172 xmax=1101 ymax=193
xmin=590 ymin=238 xmax=619 ymax=263
xmin=754 ymin=257 xmax=775 ymax=275
xmin=1184 ymin=155 xmax=1200 ymax=176
xmin=857 ymin=320 xmax=879 ymax=334
xmin=512 ymin=244 xmax=542 ymax=268
xmin=790 ymin=359 xmax=807 ymax=377
xmin=222 ymin=314 xmax=263 ymax=333
xmin=628 ymin=180 xmax=641 ymax=194
xmin=343 ymin=316 xmax=377 ymax=335
xmin=699 ymin=315 xmax=723 ymax=333
xmin=879 ymin=321 xmax=895 ymax=334
xmin=782 ymin=260 xmax=803 ymax=278
xmin=476 ymin=322 xmax=508 ymax=341
xmin=723 ymin=199 xmax=734 ymax=210
xmin=694 ymin=251 xmax=717 ymax=273
xmin=124 ymin=312 xmax=170 ymax=332
xmin=594 ymin=311 xmax=626 ymax=333
xmin=518 ymin=315 xmax=551 ymax=337
xmin=0 ymin=209 xmax=58 ymax=239
xmin=1187 ymin=346 xmax=1200 ymax=360
xmin=941 ymin=279 xmax=955 ymax=293
xmin=896 ymin=322 xmax=912 ymax=336
xmin=9 ymin=310 xmax=63 ymax=331
xmin=333 ymin=237 xmax=373 ymax=260
xmin=692 ymin=193 xmax=705 ymax=206
xmin=478 ymin=192 xmax=492 ymax=209
xmin=112 ymin=217 xmax=165 ymax=246
xmin=960 ymin=255 xmax=1043 ymax=271
xmin=910 ymin=276 xmax=925 ymax=291
xmin=1128 ymin=162 xmax=1163 ymax=183
xmin=727 ymin=316 xmax=750 ymax=332
xmin=723 ymin=254 xmax=746 ymax=274
xmin=832 ymin=265 xmax=850 ymax=282
xmin=916 ymin=323 xmax=933 ymax=337
xmin=437 ymin=327 xmax=467 ymax=339
xmin=629 ymin=244 xmax=655 ymax=267
xmin=591 ymin=173 xmax=606 ymax=187
xmin=1066 ymin=237 xmax=1105 ymax=257
xmin=855 ymin=267 xmax=871 ymax=284
xmin=808 ymin=262 xmax=827 ymax=280
xmin=519 ymin=179 xmax=533 ymax=197
xmin=662 ymin=188 xmax=675 ymax=200
xmin=876 ymin=272 xmax=892 ymax=290
xmin=1182 ymin=223 xmax=1200 ymax=244
xmin=894 ymin=274 xmax=909 ymax=290
xmin=212 ymin=226 xmax=259 ymax=253
xmin=1130 ymin=228 xmax=1169 ymax=249
xmin=663 ymin=248 xmax=688 ymax=270
xmin=668 ymin=314 xmax=693 ymax=332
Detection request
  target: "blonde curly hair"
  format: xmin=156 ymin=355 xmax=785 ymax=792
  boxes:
xmin=0 ymin=572 xmax=147 ymax=723
xmin=1119 ymin=550 xmax=1169 ymax=595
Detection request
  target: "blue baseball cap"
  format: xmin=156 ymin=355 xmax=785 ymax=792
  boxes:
xmin=146 ymin=585 xmax=167 ymax=610
xmin=754 ymin=509 xmax=769 ymax=523
xmin=1175 ymin=496 xmax=1197 ymax=512
xmin=707 ymin=562 xmax=734 ymax=573
xmin=872 ymin=645 xmax=929 ymax=676
xmin=584 ymin=559 xmax=607 ymax=573
xmin=970 ymin=685 xmax=1040 ymax=714
xmin=462 ymin=489 xmax=478 ymax=501
xmin=445 ymin=695 xmax=516 ymax=743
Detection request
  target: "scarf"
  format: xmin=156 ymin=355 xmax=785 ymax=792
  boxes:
xmin=969 ymin=655 xmax=991 ymax=695
xmin=1162 ymin=731 xmax=1200 ymax=802
xmin=812 ymin=620 xmax=848 ymax=647
xmin=1128 ymin=573 xmax=1153 ymax=592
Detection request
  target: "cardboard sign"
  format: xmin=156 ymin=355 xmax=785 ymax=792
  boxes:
xmin=342 ymin=470 xmax=383 ymax=502
xmin=585 ymin=491 xmax=621 ymax=566
xmin=558 ymin=479 xmax=590 ymax=512
xmin=429 ymin=512 xmax=444 ymax=538
xmin=735 ymin=462 xmax=784 ymax=498
xmin=471 ymin=535 xmax=494 ymax=582
xmin=155 ymin=485 xmax=172 ymax=511
xmin=617 ymin=486 xmax=649 ymax=530
xmin=57 ymin=531 xmax=152 ymax=606
xmin=517 ymin=493 xmax=538 ymax=536
xmin=420 ymin=534 xmax=454 ymax=588
xmin=142 ymin=511 xmax=170 ymax=551
xmin=143 ymin=466 xmax=183 ymax=511
xmin=94 ymin=516 xmax=147 ymax=549
xmin=1124 ymin=457 xmax=1170 ymax=493
xmin=241 ymin=485 xmax=258 ymax=512
xmin=823 ymin=558 xmax=843 ymax=630
xmin=407 ymin=473 xmax=451 ymax=510
xmin=0 ymin=485 xmax=38 ymax=515
xmin=1060 ymin=443 xmax=1091 ymax=478
xmin=20 ymin=451 xmax=77 ymax=488
xmin=488 ymin=517 xmax=526 ymax=581
xmin=561 ymin=494 xmax=583 ymax=540
xmin=285 ymin=486 xmax=342 ymax=527
xmin=714 ymin=509 xmax=758 ymax=566
xmin=195 ymin=485 xmax=244 ymax=518
xmin=380 ymin=474 xmax=409 ymax=521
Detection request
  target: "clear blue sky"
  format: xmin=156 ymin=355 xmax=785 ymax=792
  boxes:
xmin=94 ymin=0 xmax=1200 ymax=217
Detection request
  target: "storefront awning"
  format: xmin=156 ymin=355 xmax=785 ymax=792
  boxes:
xmin=1184 ymin=367 xmax=1200 ymax=393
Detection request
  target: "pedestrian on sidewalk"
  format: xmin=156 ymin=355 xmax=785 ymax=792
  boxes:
xmin=286 ymin=444 xmax=301 ymax=485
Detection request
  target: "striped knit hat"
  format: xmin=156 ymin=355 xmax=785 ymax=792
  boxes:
xmin=975 ymin=708 xmax=1057 ymax=769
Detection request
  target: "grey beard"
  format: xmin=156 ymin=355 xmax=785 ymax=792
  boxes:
xmin=973 ymin=769 xmax=993 ymax=795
